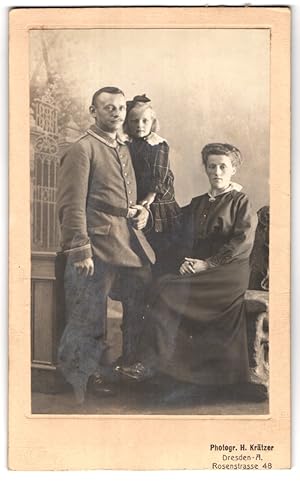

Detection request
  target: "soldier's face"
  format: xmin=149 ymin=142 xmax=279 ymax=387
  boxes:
xmin=90 ymin=93 xmax=127 ymax=133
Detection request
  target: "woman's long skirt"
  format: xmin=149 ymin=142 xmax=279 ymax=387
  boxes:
xmin=138 ymin=258 xmax=251 ymax=385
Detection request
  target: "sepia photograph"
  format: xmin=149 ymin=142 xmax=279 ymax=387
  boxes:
xmin=9 ymin=7 xmax=290 ymax=470
xmin=29 ymin=26 xmax=270 ymax=415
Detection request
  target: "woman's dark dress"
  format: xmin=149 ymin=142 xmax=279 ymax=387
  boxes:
xmin=137 ymin=189 xmax=256 ymax=385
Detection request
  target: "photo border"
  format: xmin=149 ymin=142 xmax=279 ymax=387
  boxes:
xmin=9 ymin=6 xmax=290 ymax=470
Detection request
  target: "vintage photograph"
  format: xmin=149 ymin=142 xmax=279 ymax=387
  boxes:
xmin=9 ymin=6 xmax=291 ymax=471
xmin=30 ymin=27 xmax=270 ymax=415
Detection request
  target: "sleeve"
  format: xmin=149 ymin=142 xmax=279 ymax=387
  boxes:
xmin=164 ymin=202 xmax=193 ymax=270
xmin=148 ymin=142 xmax=170 ymax=194
xmin=56 ymin=141 xmax=93 ymax=262
xmin=205 ymin=195 xmax=257 ymax=267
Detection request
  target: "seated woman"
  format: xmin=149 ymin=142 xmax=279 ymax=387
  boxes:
xmin=116 ymin=143 xmax=259 ymax=395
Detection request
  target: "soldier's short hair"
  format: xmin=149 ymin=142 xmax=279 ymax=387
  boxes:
xmin=91 ymin=87 xmax=125 ymax=106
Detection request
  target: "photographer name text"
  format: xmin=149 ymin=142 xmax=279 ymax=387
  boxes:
xmin=209 ymin=443 xmax=274 ymax=470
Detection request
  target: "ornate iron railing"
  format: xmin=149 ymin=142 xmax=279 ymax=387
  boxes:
xmin=31 ymin=92 xmax=60 ymax=252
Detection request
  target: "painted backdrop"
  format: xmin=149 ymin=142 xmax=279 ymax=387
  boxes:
xmin=30 ymin=28 xmax=269 ymax=211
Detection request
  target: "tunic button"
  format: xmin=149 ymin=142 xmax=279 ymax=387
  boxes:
xmin=128 ymin=190 xmax=132 ymax=194
xmin=124 ymin=172 xmax=128 ymax=176
xmin=127 ymin=181 xmax=130 ymax=185
xmin=122 ymin=163 xmax=126 ymax=167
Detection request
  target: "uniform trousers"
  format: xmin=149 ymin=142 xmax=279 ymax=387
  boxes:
xmin=58 ymin=256 xmax=152 ymax=401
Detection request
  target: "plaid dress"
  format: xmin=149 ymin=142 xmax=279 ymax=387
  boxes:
xmin=127 ymin=133 xmax=182 ymax=234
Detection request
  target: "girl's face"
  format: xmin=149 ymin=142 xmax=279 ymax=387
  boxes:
xmin=127 ymin=107 xmax=154 ymax=138
xmin=205 ymin=154 xmax=236 ymax=192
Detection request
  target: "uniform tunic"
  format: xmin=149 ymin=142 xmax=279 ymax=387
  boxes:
xmin=57 ymin=124 xmax=155 ymax=266
xmin=137 ymin=188 xmax=257 ymax=385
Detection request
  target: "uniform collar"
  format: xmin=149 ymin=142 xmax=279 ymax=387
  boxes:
xmin=87 ymin=124 xmax=126 ymax=147
xmin=207 ymin=182 xmax=243 ymax=202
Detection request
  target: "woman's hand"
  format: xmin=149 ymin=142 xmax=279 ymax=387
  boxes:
xmin=179 ymin=257 xmax=209 ymax=275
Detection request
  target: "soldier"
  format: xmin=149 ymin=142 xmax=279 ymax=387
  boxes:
xmin=57 ymin=86 xmax=155 ymax=403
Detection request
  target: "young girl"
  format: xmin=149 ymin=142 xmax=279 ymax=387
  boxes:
xmin=124 ymin=94 xmax=182 ymax=273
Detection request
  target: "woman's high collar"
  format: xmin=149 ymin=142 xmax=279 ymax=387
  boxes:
xmin=207 ymin=182 xmax=243 ymax=202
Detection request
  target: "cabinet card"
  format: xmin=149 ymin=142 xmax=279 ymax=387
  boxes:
xmin=9 ymin=6 xmax=290 ymax=471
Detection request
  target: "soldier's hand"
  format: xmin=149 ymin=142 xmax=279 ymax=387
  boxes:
xmin=127 ymin=207 xmax=138 ymax=218
xmin=131 ymin=205 xmax=149 ymax=230
xmin=73 ymin=257 xmax=94 ymax=277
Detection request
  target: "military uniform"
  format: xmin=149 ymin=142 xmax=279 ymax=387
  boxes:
xmin=57 ymin=124 xmax=155 ymax=401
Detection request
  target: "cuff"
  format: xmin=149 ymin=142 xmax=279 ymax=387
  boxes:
xmin=205 ymin=253 xmax=233 ymax=267
xmin=204 ymin=257 xmax=219 ymax=268
xmin=64 ymin=243 xmax=93 ymax=262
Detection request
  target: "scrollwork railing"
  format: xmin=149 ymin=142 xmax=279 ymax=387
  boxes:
xmin=31 ymin=94 xmax=60 ymax=251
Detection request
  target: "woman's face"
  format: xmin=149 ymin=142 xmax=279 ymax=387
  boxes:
xmin=127 ymin=107 xmax=154 ymax=138
xmin=205 ymin=154 xmax=236 ymax=192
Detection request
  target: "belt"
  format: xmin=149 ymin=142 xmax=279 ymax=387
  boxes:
xmin=88 ymin=198 xmax=131 ymax=218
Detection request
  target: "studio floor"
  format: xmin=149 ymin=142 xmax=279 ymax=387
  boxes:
xmin=32 ymin=380 xmax=269 ymax=416
xmin=32 ymin=301 xmax=269 ymax=416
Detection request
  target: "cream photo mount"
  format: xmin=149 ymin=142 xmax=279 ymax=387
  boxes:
xmin=9 ymin=7 xmax=290 ymax=470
